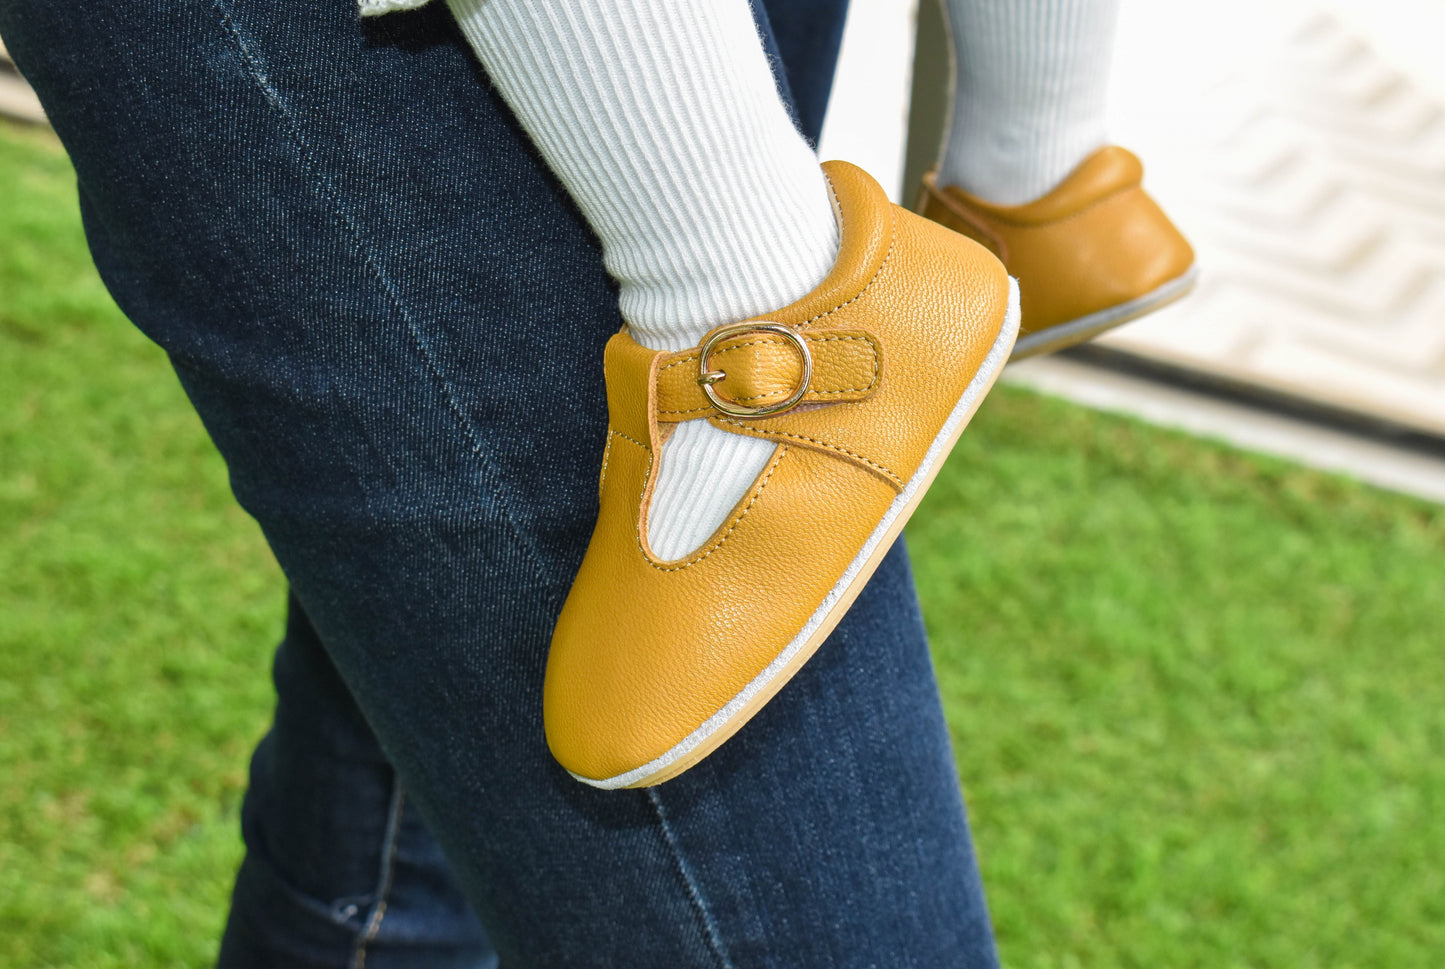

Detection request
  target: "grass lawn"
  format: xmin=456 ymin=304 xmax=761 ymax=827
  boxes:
xmin=3 ymin=118 xmax=1442 ymax=967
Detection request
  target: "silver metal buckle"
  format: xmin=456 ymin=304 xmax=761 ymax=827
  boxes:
xmin=696 ymin=322 xmax=813 ymax=419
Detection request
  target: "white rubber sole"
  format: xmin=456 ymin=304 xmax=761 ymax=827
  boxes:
xmin=573 ymin=279 xmax=1023 ymax=789
xmin=1010 ymin=264 xmax=1199 ymax=360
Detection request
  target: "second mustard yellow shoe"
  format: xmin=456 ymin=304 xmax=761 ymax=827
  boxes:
xmin=546 ymin=160 xmax=1020 ymax=789
xmin=917 ymin=145 xmax=1197 ymax=359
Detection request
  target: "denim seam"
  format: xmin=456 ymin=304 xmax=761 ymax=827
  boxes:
xmin=209 ymin=0 xmax=553 ymax=590
xmin=351 ymin=783 xmax=406 ymax=969
xmin=646 ymin=789 xmax=736 ymax=969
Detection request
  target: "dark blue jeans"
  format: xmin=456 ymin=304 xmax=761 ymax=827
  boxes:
xmin=1 ymin=1 xmax=999 ymax=965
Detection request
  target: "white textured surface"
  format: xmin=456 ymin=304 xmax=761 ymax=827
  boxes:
xmin=1102 ymin=0 xmax=1445 ymax=436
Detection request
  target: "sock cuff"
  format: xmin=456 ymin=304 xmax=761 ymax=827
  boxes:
xmin=448 ymin=0 xmax=839 ymax=351
xmin=937 ymin=0 xmax=1118 ymax=205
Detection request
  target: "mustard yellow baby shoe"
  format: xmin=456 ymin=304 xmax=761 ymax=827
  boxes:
xmin=547 ymin=160 xmax=1020 ymax=788
xmin=917 ymin=145 xmax=1196 ymax=359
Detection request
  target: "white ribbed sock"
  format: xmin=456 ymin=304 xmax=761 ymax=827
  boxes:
xmin=938 ymin=0 xmax=1119 ymax=205
xmin=447 ymin=0 xmax=839 ymax=560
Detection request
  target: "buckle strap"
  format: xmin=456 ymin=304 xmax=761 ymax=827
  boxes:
xmin=654 ymin=326 xmax=883 ymax=422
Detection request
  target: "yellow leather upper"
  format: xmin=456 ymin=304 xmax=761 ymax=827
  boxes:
xmin=917 ymin=145 xmax=1195 ymax=335
xmin=546 ymin=161 xmax=1010 ymax=783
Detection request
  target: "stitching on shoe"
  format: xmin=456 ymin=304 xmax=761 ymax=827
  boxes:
xmin=601 ymin=429 xmax=650 ymax=499
xmin=800 ymin=207 xmax=896 ymax=329
xmin=600 ymin=429 xmax=651 ymax=492
xmin=598 ymin=431 xmax=616 ymax=493
xmin=658 ymin=338 xmax=775 ymax=375
xmin=609 ymin=429 xmax=650 ymax=452
xmin=599 ymin=432 xmax=612 ymax=490
xmin=619 ymin=180 xmax=898 ymax=567
xmin=715 ymin=418 xmax=903 ymax=489
xmin=636 ymin=445 xmax=789 ymax=572
xmin=656 ymin=336 xmax=881 ymax=415
xmin=651 ymin=168 xmax=898 ymax=409
xmin=598 ymin=430 xmax=650 ymax=488
xmin=657 ymin=334 xmax=875 ymax=376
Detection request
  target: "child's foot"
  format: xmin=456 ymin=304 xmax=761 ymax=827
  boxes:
xmin=918 ymin=145 xmax=1197 ymax=359
xmin=546 ymin=161 xmax=1020 ymax=788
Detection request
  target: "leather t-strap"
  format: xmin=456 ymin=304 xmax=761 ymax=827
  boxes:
xmin=654 ymin=326 xmax=883 ymax=422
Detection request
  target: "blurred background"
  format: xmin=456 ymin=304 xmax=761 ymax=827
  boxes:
xmin=2 ymin=2 xmax=1442 ymax=966
xmin=826 ymin=0 xmax=1445 ymax=501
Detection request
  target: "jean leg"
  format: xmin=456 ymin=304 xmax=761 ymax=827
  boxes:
xmin=758 ymin=0 xmax=852 ymax=142
xmin=211 ymin=1 xmax=848 ymax=963
xmin=216 ymin=594 xmax=493 ymax=968
xmin=1 ymin=1 xmax=999 ymax=966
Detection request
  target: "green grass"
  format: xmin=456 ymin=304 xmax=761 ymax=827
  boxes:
xmin=0 ymin=122 xmax=282 ymax=967
xmin=2 ymin=118 xmax=1442 ymax=967
xmin=917 ymin=391 xmax=1445 ymax=966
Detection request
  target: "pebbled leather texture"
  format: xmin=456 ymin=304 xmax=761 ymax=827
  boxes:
xmin=547 ymin=161 xmax=1011 ymax=785
xmin=917 ymin=145 xmax=1195 ymax=337
xmin=651 ymin=327 xmax=883 ymax=422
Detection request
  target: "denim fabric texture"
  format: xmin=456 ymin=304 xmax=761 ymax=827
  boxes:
xmin=758 ymin=0 xmax=851 ymax=144
xmin=0 ymin=0 xmax=1001 ymax=965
